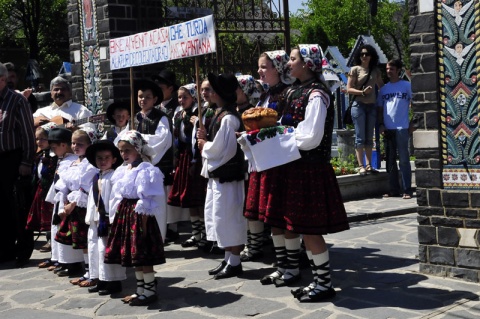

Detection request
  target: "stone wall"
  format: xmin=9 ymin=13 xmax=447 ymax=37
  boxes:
xmin=68 ymin=0 xmax=165 ymax=109
xmin=411 ymin=0 xmax=480 ymax=282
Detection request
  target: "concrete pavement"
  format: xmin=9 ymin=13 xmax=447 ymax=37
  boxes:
xmin=1 ymin=195 xmax=480 ymax=319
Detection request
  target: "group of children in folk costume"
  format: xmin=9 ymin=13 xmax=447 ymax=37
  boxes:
xmin=28 ymin=43 xmax=348 ymax=305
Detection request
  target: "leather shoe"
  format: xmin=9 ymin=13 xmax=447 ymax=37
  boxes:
xmin=208 ymin=260 xmax=227 ymax=276
xmin=89 ymin=280 xmax=106 ymax=293
xmin=214 ymin=263 xmax=243 ymax=280
xmin=53 ymin=265 xmax=66 ymax=274
xmin=56 ymin=269 xmax=70 ymax=277
xmin=98 ymin=281 xmax=122 ymax=295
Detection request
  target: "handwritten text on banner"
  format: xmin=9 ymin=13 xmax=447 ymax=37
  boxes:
xmin=109 ymin=15 xmax=216 ymax=70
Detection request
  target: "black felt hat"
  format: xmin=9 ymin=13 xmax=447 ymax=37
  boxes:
xmin=151 ymin=69 xmax=179 ymax=91
xmin=48 ymin=127 xmax=72 ymax=144
xmin=85 ymin=140 xmax=122 ymax=170
xmin=207 ymin=73 xmax=238 ymax=104
xmin=135 ymin=79 xmax=164 ymax=103
xmin=106 ymin=101 xmax=130 ymax=124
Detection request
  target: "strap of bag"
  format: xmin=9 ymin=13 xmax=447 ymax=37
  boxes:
xmin=350 ymin=67 xmax=373 ymax=104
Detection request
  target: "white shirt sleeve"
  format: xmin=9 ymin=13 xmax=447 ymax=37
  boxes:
xmin=141 ymin=116 xmax=172 ymax=166
xmin=201 ymin=114 xmax=240 ymax=177
xmin=295 ymin=90 xmax=329 ymax=151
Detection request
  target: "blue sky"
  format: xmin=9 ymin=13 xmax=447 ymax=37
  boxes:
xmin=288 ymin=0 xmax=306 ymax=13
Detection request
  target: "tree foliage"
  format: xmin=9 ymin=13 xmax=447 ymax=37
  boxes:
xmin=0 ymin=0 xmax=69 ymax=82
xmin=291 ymin=0 xmax=409 ymax=65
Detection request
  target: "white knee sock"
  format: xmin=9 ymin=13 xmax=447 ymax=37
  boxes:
xmin=284 ymin=237 xmax=301 ymax=278
xmin=143 ymin=272 xmax=156 ymax=297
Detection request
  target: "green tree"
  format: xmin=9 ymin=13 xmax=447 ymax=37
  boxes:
xmin=291 ymin=0 xmax=408 ymax=64
xmin=0 ymin=0 xmax=69 ymax=81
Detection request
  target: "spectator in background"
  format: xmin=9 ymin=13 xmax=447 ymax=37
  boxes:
xmin=4 ymin=62 xmax=38 ymax=112
xmin=0 ymin=62 xmax=36 ymax=266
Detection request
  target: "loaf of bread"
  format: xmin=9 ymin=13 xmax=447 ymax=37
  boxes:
xmin=241 ymin=107 xmax=278 ymax=131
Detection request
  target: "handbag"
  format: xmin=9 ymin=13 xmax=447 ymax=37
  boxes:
xmin=343 ymin=68 xmax=373 ymax=127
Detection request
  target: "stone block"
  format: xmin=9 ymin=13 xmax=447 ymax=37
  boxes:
xmin=412 ymin=131 xmax=439 ymax=149
xmin=421 ymin=54 xmax=437 ymax=73
xmin=449 ymin=267 xmax=480 ymax=282
xmin=419 ymin=263 xmax=447 ymax=277
xmin=424 ymin=92 xmax=438 ymax=102
xmin=466 ymin=220 xmax=480 ymax=228
xmin=470 ymin=192 xmax=480 ymax=208
xmin=422 ymin=34 xmax=436 ymax=44
xmin=419 ymin=245 xmax=427 ymax=262
xmin=410 ymin=55 xmax=421 ymax=72
xmin=116 ymin=19 xmax=137 ymax=32
xmin=428 ymin=189 xmax=441 ymax=207
xmin=443 ymin=191 xmax=469 ymax=208
xmin=431 ymin=217 xmax=463 ymax=228
xmin=68 ymin=25 xmax=80 ymax=38
xmin=417 ymin=215 xmax=431 ymax=225
xmin=415 ymin=159 xmax=428 ymax=169
xmin=445 ymin=208 xmax=478 ymax=219
xmin=411 ymin=102 xmax=440 ymax=112
xmin=458 ymin=228 xmax=478 ymax=248
xmin=457 ymin=249 xmax=480 ymax=269
xmin=418 ymin=225 xmax=436 ymax=244
xmin=416 ymin=188 xmax=428 ymax=206
xmin=412 ymin=73 xmax=438 ymax=91
xmin=429 ymin=246 xmax=455 ymax=265
xmin=108 ymin=5 xmax=127 ymax=18
xmin=409 ymin=14 xmax=435 ymax=34
xmin=425 ymin=111 xmax=439 ymax=129
xmin=414 ymin=148 xmax=439 ymax=159
xmin=416 ymin=168 xmax=441 ymax=188
xmin=437 ymin=227 xmax=459 ymax=247
xmin=430 ymin=159 xmax=441 ymax=169
xmin=417 ymin=206 xmax=443 ymax=216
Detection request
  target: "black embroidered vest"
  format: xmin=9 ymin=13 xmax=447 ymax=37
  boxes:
xmin=134 ymin=108 xmax=174 ymax=184
xmin=207 ymin=105 xmax=245 ymax=182
xmin=281 ymin=80 xmax=334 ymax=163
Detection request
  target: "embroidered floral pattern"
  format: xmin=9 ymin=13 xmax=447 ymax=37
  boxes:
xmin=245 ymin=126 xmax=294 ymax=146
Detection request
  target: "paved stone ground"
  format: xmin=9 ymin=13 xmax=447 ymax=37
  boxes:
xmin=1 ymin=197 xmax=480 ymax=318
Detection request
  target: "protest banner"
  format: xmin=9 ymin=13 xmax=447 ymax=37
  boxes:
xmin=108 ymin=15 xmax=217 ymax=127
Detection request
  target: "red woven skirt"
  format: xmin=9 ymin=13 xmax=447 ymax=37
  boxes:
xmin=244 ymin=167 xmax=281 ymax=221
xmin=263 ymin=160 xmax=349 ymax=235
xmin=104 ymin=198 xmax=166 ymax=267
xmin=54 ymin=206 xmax=88 ymax=249
xmin=168 ymin=149 xmax=207 ymax=208
xmin=26 ymin=184 xmax=53 ymax=231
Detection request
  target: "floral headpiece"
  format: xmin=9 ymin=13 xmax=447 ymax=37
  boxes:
xmin=236 ymin=75 xmax=260 ymax=99
xmin=264 ymin=50 xmax=295 ymax=85
xmin=298 ymin=44 xmax=324 ymax=73
xmin=298 ymin=44 xmax=341 ymax=92
xmin=180 ymin=83 xmax=197 ymax=101
xmin=81 ymin=126 xmax=98 ymax=144
xmin=119 ymin=130 xmax=156 ymax=160
xmin=40 ymin=122 xmax=58 ymax=132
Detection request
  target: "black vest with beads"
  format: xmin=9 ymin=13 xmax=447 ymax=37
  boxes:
xmin=134 ymin=107 xmax=174 ymax=184
xmin=281 ymin=80 xmax=334 ymax=163
xmin=207 ymin=105 xmax=245 ymax=182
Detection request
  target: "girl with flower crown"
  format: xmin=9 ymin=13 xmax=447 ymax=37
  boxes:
xmin=104 ymin=130 xmax=166 ymax=306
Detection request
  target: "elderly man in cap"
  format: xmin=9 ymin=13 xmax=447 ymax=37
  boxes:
xmin=33 ymin=76 xmax=93 ymax=128
xmin=0 ymin=62 xmax=36 ymax=266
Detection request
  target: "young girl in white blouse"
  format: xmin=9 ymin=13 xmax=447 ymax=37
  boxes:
xmin=84 ymin=140 xmax=126 ymax=296
xmin=104 ymin=130 xmax=166 ymax=306
xmin=54 ymin=128 xmax=98 ymax=280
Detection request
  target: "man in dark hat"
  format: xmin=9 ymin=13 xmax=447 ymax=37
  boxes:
xmin=152 ymin=69 xmax=180 ymax=118
xmin=0 ymin=62 xmax=36 ymax=266
xmin=197 ymin=73 xmax=247 ymax=280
